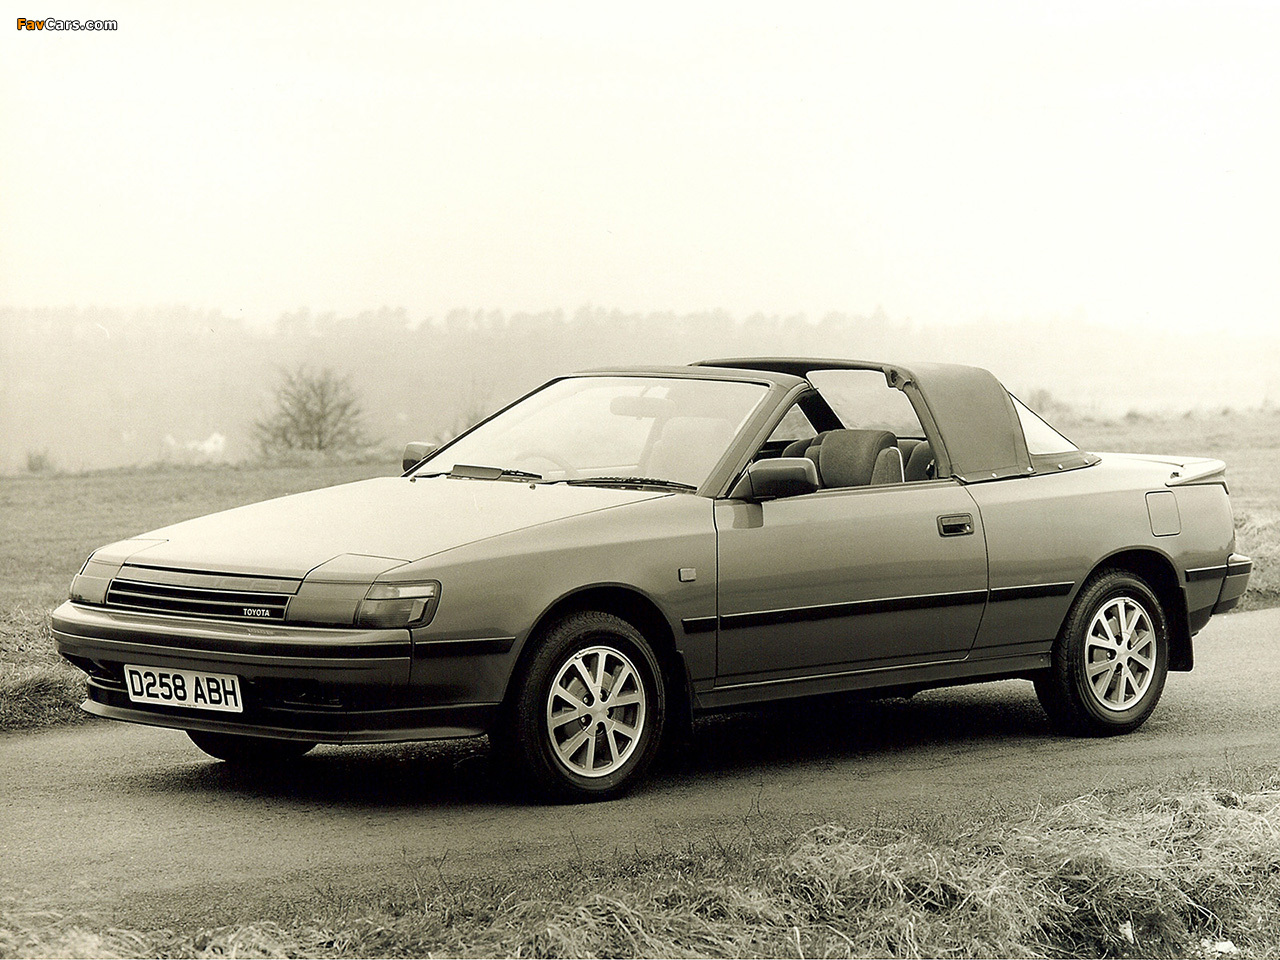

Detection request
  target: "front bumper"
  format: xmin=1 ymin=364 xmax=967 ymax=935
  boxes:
xmin=52 ymin=601 xmax=499 ymax=742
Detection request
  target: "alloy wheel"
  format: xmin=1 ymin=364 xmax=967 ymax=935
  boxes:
xmin=1083 ymin=596 xmax=1156 ymax=711
xmin=545 ymin=644 xmax=647 ymax=778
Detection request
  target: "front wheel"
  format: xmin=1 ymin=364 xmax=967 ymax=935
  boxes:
xmin=1035 ymin=569 xmax=1170 ymax=736
xmin=496 ymin=611 xmax=665 ymax=802
xmin=187 ymin=730 xmax=316 ymax=764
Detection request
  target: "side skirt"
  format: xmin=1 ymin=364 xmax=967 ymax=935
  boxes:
xmin=695 ymin=650 xmax=1051 ymax=711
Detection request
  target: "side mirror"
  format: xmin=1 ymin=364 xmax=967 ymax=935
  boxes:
xmin=402 ymin=441 xmax=435 ymax=474
xmin=728 ymin=457 xmax=819 ymax=502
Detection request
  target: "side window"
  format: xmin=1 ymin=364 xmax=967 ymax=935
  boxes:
xmin=1011 ymin=395 xmax=1078 ymax=456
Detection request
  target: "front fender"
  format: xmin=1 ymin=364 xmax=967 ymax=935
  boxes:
xmin=404 ymin=494 xmax=719 ymax=693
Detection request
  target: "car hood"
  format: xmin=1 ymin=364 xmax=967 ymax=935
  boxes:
xmin=105 ymin=477 xmax=668 ymax=579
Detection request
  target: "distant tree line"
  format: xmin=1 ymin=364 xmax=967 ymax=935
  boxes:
xmin=0 ymin=304 xmax=901 ymax=343
xmin=1 ymin=303 xmax=1268 ymax=474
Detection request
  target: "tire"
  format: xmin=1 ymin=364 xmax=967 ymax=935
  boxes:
xmin=187 ymin=730 xmax=316 ymax=764
xmin=1035 ymin=569 xmax=1170 ymax=736
xmin=497 ymin=610 xmax=666 ymax=802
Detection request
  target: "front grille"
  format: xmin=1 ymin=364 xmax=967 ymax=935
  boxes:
xmin=105 ymin=578 xmax=291 ymax=621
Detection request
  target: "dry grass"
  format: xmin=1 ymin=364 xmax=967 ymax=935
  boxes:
xmin=1235 ymin=511 xmax=1280 ymax=610
xmin=5 ymin=779 xmax=1280 ymax=958
xmin=0 ymin=608 xmax=88 ymax=730
xmin=0 ymin=911 xmax=347 ymax=960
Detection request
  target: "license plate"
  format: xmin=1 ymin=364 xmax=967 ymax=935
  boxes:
xmin=124 ymin=664 xmax=243 ymax=713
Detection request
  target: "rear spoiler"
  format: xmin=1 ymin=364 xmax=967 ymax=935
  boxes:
xmin=1096 ymin=453 xmax=1229 ymax=491
xmin=1165 ymin=458 xmax=1228 ymax=490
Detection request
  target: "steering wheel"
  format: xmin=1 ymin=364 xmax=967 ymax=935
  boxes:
xmin=513 ymin=449 xmax=578 ymax=479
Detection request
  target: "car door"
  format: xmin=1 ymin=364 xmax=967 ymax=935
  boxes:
xmin=713 ymin=479 xmax=988 ymax=686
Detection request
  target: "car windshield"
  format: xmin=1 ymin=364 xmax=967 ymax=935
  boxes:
xmin=419 ymin=376 xmax=768 ymax=488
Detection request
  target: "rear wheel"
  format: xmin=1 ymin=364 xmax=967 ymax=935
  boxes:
xmin=1035 ymin=569 xmax=1169 ymax=736
xmin=496 ymin=610 xmax=665 ymax=802
xmin=187 ymin=730 xmax=316 ymax=764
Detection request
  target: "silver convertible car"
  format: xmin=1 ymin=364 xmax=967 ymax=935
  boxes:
xmin=54 ymin=359 xmax=1252 ymax=800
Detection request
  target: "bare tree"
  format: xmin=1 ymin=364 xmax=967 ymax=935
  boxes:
xmin=255 ymin=365 xmax=369 ymax=456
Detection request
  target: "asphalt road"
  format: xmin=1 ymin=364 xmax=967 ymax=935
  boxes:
xmin=4 ymin=607 xmax=1278 ymax=930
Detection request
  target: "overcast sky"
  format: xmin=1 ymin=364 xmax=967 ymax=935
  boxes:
xmin=2 ymin=1 xmax=1277 ymax=334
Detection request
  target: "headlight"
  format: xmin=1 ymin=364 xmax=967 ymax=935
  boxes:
xmin=355 ymin=580 xmax=441 ymax=629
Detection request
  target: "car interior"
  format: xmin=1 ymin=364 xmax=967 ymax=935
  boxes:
xmin=778 ymin=429 xmax=936 ymax=486
xmin=747 ymin=368 xmax=938 ymax=489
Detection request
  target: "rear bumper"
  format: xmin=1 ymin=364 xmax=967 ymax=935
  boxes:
xmin=1212 ymin=553 xmax=1253 ymax=614
xmin=53 ymin=601 xmax=500 ymax=741
xmin=1185 ymin=553 xmax=1253 ymax=624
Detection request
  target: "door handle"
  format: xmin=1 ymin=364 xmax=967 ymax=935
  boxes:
xmin=937 ymin=513 xmax=974 ymax=537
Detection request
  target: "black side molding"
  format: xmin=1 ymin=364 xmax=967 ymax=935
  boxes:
xmin=681 ymin=617 xmax=717 ymax=635
xmin=718 ymin=590 xmax=988 ymax=632
xmin=1185 ymin=564 xmax=1229 ymax=583
xmin=988 ymin=582 xmax=1074 ymax=603
xmin=413 ymin=637 xmax=515 ymax=658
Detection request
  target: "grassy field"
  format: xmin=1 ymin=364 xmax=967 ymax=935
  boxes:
xmin=4 ymin=767 xmax=1280 ymax=958
xmin=1 ymin=408 xmax=1276 ymax=731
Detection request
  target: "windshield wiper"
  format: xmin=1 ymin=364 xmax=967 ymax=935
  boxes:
xmin=414 ymin=464 xmax=543 ymax=482
xmin=562 ymin=476 xmax=697 ymax=491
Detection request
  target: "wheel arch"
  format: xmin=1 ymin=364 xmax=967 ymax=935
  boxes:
xmin=504 ymin=584 xmax=694 ymax=734
xmin=1079 ymin=548 xmax=1192 ymax=671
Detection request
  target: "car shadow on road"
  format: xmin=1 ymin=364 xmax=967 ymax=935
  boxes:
xmin=119 ymin=680 xmax=1056 ymax=808
xmin=675 ymin=680 xmax=1053 ymax=773
xmin=126 ymin=735 xmax=502 ymax=808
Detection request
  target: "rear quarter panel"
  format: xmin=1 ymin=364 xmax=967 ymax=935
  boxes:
xmin=1171 ymin=481 xmax=1238 ymax=616
xmin=965 ymin=456 xmax=1233 ymax=654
